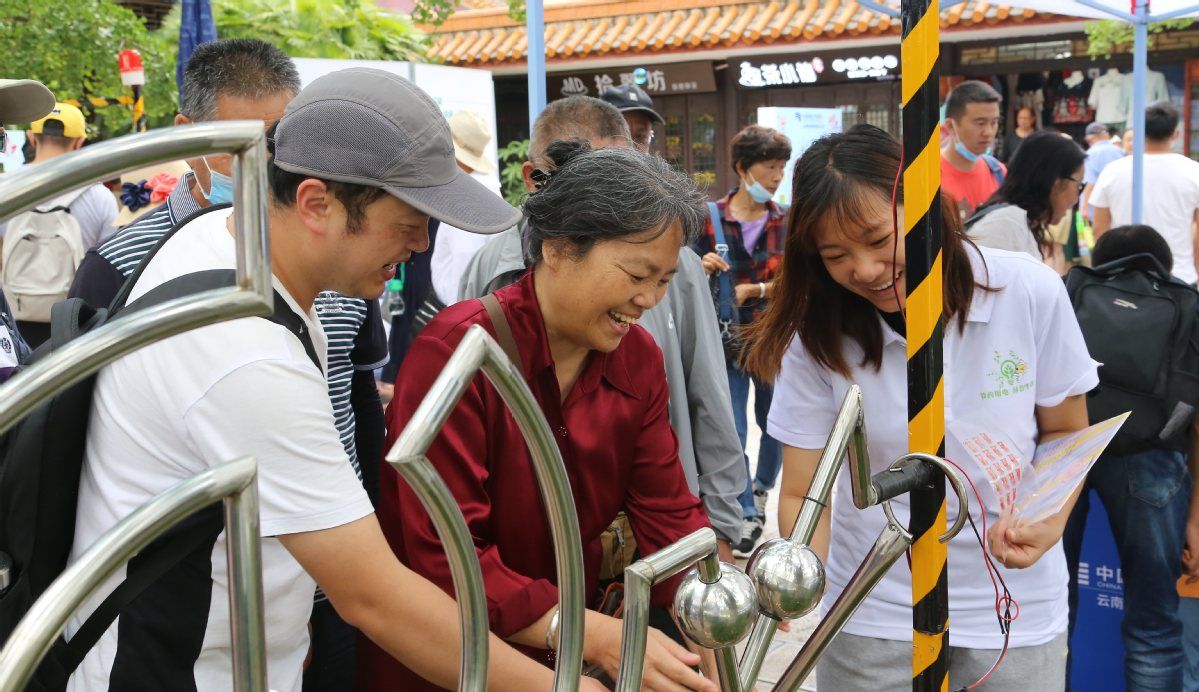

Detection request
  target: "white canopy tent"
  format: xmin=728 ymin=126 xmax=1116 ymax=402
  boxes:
xmin=857 ymin=0 xmax=1199 ymax=223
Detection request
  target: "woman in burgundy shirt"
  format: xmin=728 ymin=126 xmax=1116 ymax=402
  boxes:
xmin=359 ymin=141 xmax=718 ymax=691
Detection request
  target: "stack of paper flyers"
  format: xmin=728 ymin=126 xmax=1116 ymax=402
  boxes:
xmin=949 ymin=412 xmax=1129 ymax=524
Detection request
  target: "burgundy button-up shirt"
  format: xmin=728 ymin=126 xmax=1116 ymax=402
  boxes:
xmin=359 ymin=271 xmax=709 ymax=689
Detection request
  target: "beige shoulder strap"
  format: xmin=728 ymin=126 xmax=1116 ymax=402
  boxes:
xmin=480 ymin=293 xmax=524 ymax=378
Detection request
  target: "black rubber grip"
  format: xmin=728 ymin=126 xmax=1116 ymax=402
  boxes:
xmin=871 ymin=460 xmax=939 ymax=503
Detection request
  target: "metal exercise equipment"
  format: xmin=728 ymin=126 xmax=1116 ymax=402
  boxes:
xmin=385 ymin=324 xmax=586 ymax=692
xmin=0 ymin=122 xmax=273 ymax=436
xmin=0 ymin=123 xmax=275 ymax=689
xmin=0 ymin=458 xmax=265 ymax=692
xmin=727 ymin=386 xmax=969 ymax=691
xmin=617 ymin=527 xmax=756 ymax=692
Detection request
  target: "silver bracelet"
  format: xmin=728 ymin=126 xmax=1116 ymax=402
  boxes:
xmin=545 ymin=607 xmax=561 ymax=651
xmin=758 ymin=282 xmax=766 ymax=298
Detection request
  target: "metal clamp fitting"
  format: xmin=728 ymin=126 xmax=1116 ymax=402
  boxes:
xmin=880 ymin=452 xmax=970 ymax=543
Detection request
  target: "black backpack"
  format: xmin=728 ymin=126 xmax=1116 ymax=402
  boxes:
xmin=0 ymin=205 xmax=318 ymax=689
xmin=1065 ymin=253 xmax=1199 ymax=455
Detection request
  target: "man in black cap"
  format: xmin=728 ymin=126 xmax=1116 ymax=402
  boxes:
xmin=66 ymin=68 xmax=590 ymax=691
xmin=600 ymin=83 xmax=664 ymax=154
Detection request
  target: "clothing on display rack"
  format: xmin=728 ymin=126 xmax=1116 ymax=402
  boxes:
xmin=1046 ymin=70 xmax=1095 ymax=125
xmin=1088 ymin=69 xmax=1127 ymax=126
xmin=1123 ymin=69 xmax=1169 ymax=120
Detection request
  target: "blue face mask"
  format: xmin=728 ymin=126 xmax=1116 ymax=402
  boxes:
xmin=200 ymin=157 xmax=234 ymax=206
xmin=744 ymin=173 xmax=775 ymax=203
xmin=953 ymin=140 xmax=982 ymax=163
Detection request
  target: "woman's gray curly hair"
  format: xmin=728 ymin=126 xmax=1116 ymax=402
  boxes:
xmin=522 ymin=139 xmax=708 ymax=263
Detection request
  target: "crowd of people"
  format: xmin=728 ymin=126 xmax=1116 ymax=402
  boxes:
xmin=1 ymin=40 xmax=1198 ymax=692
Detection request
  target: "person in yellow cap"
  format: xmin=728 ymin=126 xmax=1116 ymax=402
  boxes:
xmin=0 ymin=77 xmax=55 ymax=380
xmin=1 ymin=102 xmax=118 ymax=347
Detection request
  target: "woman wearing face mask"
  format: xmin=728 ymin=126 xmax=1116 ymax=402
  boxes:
xmin=360 ymin=140 xmax=719 ymax=692
xmin=693 ymin=124 xmax=791 ymax=558
xmin=741 ymin=125 xmax=1098 ymax=691
xmin=967 ymin=131 xmax=1086 ymax=275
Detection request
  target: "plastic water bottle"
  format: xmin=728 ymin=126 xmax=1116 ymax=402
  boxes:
xmin=383 ymin=277 xmax=405 ymax=317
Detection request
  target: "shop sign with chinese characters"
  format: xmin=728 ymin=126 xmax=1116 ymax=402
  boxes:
xmin=738 ymin=53 xmax=899 ymax=88
xmin=549 ymin=62 xmax=717 ymax=99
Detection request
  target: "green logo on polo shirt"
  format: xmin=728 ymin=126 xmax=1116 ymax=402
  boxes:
xmin=980 ymin=349 xmax=1033 ymax=400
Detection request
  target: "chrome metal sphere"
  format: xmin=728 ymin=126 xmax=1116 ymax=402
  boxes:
xmin=672 ymin=562 xmax=758 ymax=648
xmin=745 ymin=538 xmax=826 ymax=620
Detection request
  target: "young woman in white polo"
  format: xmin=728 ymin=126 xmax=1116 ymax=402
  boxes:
xmin=742 ymin=125 xmax=1098 ymax=691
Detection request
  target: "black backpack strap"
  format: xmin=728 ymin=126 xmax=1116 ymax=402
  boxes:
xmin=51 ymin=510 xmax=222 ymax=675
xmin=123 ymin=269 xmax=322 ymax=374
xmin=109 ymin=203 xmax=232 ymax=314
xmin=964 ymin=202 xmax=1009 ymax=230
xmin=26 ymin=300 xmax=109 ymax=365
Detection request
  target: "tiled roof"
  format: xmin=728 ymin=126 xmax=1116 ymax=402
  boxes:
xmin=427 ymin=0 xmax=1062 ymax=66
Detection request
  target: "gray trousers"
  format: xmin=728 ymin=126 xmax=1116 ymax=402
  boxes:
xmin=816 ymin=631 xmax=1068 ymax=691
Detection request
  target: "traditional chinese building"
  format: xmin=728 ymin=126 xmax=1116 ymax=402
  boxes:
xmin=425 ymin=0 xmax=1199 ymax=195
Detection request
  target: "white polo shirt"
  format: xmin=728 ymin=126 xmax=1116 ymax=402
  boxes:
xmin=66 ymin=208 xmax=373 ymax=691
xmin=769 ymin=246 xmax=1099 ymax=648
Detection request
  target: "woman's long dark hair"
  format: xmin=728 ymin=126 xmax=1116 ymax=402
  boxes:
xmin=978 ymin=130 xmax=1085 ymax=245
xmin=743 ymin=124 xmax=986 ymax=381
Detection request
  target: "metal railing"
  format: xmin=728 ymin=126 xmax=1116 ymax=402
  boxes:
xmin=0 ymin=457 xmax=265 ymax=692
xmin=0 ymin=121 xmax=272 ymax=435
xmin=385 ymin=324 xmax=586 ymax=692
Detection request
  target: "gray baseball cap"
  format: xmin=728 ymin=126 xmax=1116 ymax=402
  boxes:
xmin=0 ymin=79 xmax=55 ymax=124
xmin=273 ymin=68 xmax=519 ymax=234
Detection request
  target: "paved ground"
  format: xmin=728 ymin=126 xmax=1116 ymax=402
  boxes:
xmin=738 ymin=389 xmax=819 ymax=691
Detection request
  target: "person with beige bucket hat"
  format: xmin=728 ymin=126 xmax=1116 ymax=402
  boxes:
xmin=426 ymin=108 xmax=505 ymax=316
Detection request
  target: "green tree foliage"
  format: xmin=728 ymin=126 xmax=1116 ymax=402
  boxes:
xmin=0 ymin=0 xmax=176 ymax=136
xmin=158 ymin=0 xmax=429 ymax=62
xmin=1085 ymin=18 xmax=1195 ymax=58
xmin=497 ymin=138 xmax=530 ymax=206
xmin=412 ymin=0 xmax=525 ymax=27
xmin=0 ymin=0 xmax=429 ymax=139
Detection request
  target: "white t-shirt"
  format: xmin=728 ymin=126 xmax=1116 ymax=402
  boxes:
xmin=1090 ymin=153 xmax=1199 ymax=284
xmin=768 ymin=247 xmax=1099 ymax=648
xmin=66 ymin=208 xmax=373 ymax=691
xmin=430 ymin=173 xmax=504 ymax=305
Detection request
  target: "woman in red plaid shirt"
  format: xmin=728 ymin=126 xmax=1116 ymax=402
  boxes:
xmin=692 ymin=124 xmax=791 ymax=556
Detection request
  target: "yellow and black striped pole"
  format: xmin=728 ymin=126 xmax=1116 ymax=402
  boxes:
xmin=901 ymin=0 xmax=948 ymax=689
xmin=131 ymin=85 xmax=147 ymax=133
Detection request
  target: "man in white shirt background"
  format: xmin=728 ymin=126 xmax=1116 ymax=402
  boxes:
xmin=1091 ymin=102 xmax=1199 ymax=284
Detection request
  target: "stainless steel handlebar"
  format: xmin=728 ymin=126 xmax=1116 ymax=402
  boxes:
xmin=615 ymin=528 xmax=720 ymax=692
xmin=0 ymin=121 xmax=272 ymax=436
xmin=386 ymin=324 xmax=586 ymax=692
xmin=0 ymin=457 xmax=266 ymax=692
xmin=739 ymin=385 xmax=872 ymax=688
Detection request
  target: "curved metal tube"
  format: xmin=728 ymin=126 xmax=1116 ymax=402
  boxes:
xmin=0 ymin=121 xmax=272 ymax=436
xmin=615 ymin=528 xmax=717 ymax=692
xmin=386 ymin=325 xmax=586 ymax=691
xmin=772 ymin=521 xmax=914 ymax=692
xmin=0 ymin=457 xmax=265 ymax=692
xmin=881 ymin=452 xmax=972 ymax=543
xmin=740 ymin=386 xmax=871 ymax=689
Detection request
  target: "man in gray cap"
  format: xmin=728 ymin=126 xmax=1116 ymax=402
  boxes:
xmin=1081 ymin=120 xmax=1125 ymax=220
xmin=66 ymin=68 xmax=585 ymax=691
xmin=0 ymin=77 xmax=55 ymax=382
